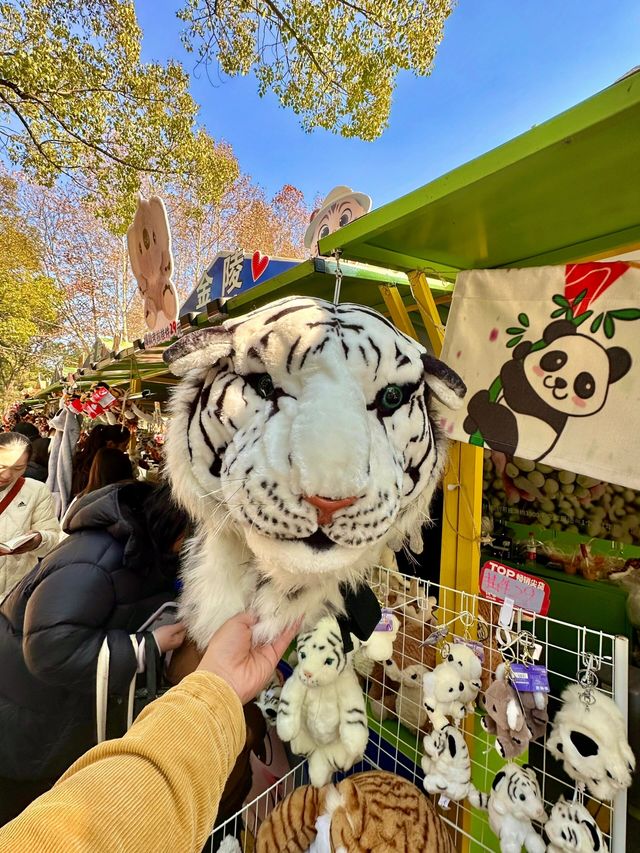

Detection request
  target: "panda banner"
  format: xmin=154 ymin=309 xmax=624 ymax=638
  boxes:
xmin=441 ymin=261 xmax=640 ymax=489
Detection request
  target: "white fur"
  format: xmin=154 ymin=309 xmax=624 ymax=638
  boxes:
xmin=164 ymin=296 xmax=464 ymax=646
xmin=546 ymin=683 xmax=635 ymax=801
xmin=544 ymin=796 xmax=608 ymax=852
xmin=421 ymin=725 xmax=473 ymax=801
xmin=422 ymin=662 xmax=468 ymax=730
xmin=444 ymin=644 xmax=483 ymax=712
xmin=276 ymin=617 xmax=368 ymax=787
xmin=352 ymin=613 xmax=400 ymax=662
xmin=488 ymin=765 xmax=546 ymax=853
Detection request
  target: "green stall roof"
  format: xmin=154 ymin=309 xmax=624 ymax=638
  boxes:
xmin=318 ymin=72 xmax=640 ymax=274
xmin=32 ymin=258 xmax=453 ymax=402
xmin=219 ymin=257 xmax=450 ymax=318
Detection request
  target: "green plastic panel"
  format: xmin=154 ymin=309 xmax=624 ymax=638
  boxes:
xmin=319 ymin=72 xmax=640 ymax=273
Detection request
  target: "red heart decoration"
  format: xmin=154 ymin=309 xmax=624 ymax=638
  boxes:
xmin=251 ymin=251 xmax=270 ymax=282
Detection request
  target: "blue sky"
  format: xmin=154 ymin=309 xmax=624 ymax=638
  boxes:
xmin=135 ymin=0 xmax=639 ymax=208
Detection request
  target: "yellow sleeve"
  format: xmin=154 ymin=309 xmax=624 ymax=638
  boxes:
xmin=0 ymin=671 xmax=245 ymax=853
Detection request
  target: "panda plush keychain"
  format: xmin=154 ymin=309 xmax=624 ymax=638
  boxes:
xmin=546 ymin=654 xmax=635 ymax=801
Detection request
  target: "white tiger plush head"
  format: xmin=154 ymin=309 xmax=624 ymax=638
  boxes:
xmin=544 ymin=796 xmax=607 ymax=853
xmin=164 ymin=295 xmax=465 ymax=646
xmin=294 ymin=617 xmax=349 ymax=688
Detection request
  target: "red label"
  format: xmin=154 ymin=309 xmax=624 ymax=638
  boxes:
xmin=91 ymin=386 xmax=117 ymax=409
xmin=480 ymin=561 xmax=550 ymax=616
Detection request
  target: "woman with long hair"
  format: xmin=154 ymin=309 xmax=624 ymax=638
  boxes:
xmin=81 ymin=447 xmax=134 ymax=495
xmin=0 ymin=480 xmax=190 ymax=825
xmin=71 ymin=425 xmax=131 ymax=497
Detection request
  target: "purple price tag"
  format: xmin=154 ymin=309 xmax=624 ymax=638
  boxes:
xmin=453 ymin=637 xmax=485 ymax=662
xmin=422 ymin=626 xmax=448 ymax=647
xmin=510 ymin=663 xmax=550 ymax=693
xmin=374 ymin=608 xmax=395 ymax=632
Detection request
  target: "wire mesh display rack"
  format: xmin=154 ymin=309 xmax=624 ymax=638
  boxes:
xmin=206 ymin=568 xmax=630 ymax=853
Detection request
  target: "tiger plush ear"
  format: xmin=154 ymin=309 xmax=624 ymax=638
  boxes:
xmin=422 ymin=354 xmax=467 ymax=410
xmin=163 ymin=325 xmax=233 ymax=377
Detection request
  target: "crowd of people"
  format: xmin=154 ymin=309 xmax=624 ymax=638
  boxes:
xmin=0 ymin=414 xmax=287 ymax=851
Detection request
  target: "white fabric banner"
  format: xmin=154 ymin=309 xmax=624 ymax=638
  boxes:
xmin=441 ymin=262 xmax=640 ymax=489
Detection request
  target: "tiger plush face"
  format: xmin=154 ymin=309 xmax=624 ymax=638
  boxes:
xmin=294 ymin=617 xmax=348 ymax=688
xmin=164 ymin=295 xmax=465 ymax=645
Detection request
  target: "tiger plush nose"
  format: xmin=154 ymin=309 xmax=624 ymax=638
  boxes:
xmin=303 ymin=494 xmax=358 ymax=525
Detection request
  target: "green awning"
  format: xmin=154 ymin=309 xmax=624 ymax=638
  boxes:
xmin=318 ymin=72 xmax=640 ymax=275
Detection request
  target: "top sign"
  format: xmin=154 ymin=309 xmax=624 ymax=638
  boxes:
xmin=479 ymin=560 xmax=551 ymax=616
xmin=180 ymin=250 xmax=299 ymax=317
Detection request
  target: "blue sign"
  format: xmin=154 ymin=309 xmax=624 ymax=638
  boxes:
xmin=180 ymin=250 xmax=299 ymax=316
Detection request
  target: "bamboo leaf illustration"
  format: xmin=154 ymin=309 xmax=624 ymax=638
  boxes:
xmin=518 ymin=313 xmax=530 ymax=328
xmin=552 ymin=294 xmax=570 ymax=308
xmin=573 ymin=311 xmax=594 ymax=327
xmin=608 ymin=308 xmax=640 ymax=321
xmin=506 ymin=327 xmax=524 ymax=335
xmin=572 ymin=288 xmax=588 ymax=306
xmin=603 ymin=314 xmax=615 ymax=339
xmin=506 ymin=335 xmax=523 ymax=348
xmin=590 ymin=314 xmax=604 ymax=334
xmin=551 ymin=308 xmax=565 ymax=318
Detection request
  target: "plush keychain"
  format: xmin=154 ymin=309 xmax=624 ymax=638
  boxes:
xmin=546 ymin=680 xmax=635 ymax=801
xmin=276 ymin=616 xmax=368 ymax=787
xmin=486 ymin=764 xmax=546 ymax=853
xmin=421 ymin=724 xmax=476 ymax=804
xmin=422 ymin=644 xmax=482 ymax=730
xmin=481 ymin=663 xmax=540 ymax=759
xmin=367 ymin=612 xmax=436 ymax=733
xmin=256 ymin=670 xmax=283 ymax=727
xmin=544 ymin=796 xmax=608 ymax=853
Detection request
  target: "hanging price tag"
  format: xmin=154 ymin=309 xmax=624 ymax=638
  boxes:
xmin=480 ymin=561 xmax=551 ymax=616
xmin=509 ymin=663 xmax=550 ymax=693
xmin=374 ymin=608 xmax=395 ymax=632
xmin=453 ymin=636 xmax=485 ymax=662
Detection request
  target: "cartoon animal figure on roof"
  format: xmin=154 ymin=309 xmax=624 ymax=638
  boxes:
xmin=304 ymin=186 xmax=372 ymax=254
xmin=127 ymin=194 xmax=179 ymax=333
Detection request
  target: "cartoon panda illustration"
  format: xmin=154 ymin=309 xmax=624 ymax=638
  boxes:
xmin=463 ymin=320 xmax=632 ymax=460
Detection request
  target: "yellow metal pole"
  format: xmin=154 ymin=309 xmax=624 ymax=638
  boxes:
xmin=408 ymin=270 xmax=445 ymax=354
xmin=378 ymin=284 xmax=419 ymax=338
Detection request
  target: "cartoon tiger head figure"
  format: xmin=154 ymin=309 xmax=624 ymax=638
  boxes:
xmin=164 ymin=295 xmax=465 ymax=646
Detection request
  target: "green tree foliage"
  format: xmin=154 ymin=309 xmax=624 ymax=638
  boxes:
xmin=179 ymin=0 xmax=453 ymax=140
xmin=0 ymin=174 xmax=62 ymax=404
xmin=0 ymin=0 xmax=238 ymax=231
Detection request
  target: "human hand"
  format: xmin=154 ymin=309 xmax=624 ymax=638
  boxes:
xmin=11 ymin=532 xmax=42 ymax=555
xmin=197 ymin=613 xmax=299 ymax=705
xmin=153 ymin=622 xmax=187 ymax=653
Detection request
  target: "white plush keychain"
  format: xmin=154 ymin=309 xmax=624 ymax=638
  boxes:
xmin=486 ymin=764 xmax=546 ymax=853
xmin=422 ymin=642 xmax=482 ymax=730
xmin=544 ymin=795 xmax=608 ymax=853
xmin=546 ymin=657 xmax=635 ymax=801
xmin=422 ymin=724 xmax=475 ymax=805
xmin=276 ymin=616 xmax=368 ymax=787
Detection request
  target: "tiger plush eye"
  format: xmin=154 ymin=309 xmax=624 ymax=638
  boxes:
xmin=256 ymin=374 xmax=275 ymax=399
xmin=381 ymin=384 xmax=403 ymax=411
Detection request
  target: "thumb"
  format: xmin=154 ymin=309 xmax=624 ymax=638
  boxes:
xmin=268 ymin=620 xmax=302 ymax=662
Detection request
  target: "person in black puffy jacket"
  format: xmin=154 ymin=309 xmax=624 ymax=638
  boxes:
xmin=0 ymin=480 xmax=191 ymax=826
